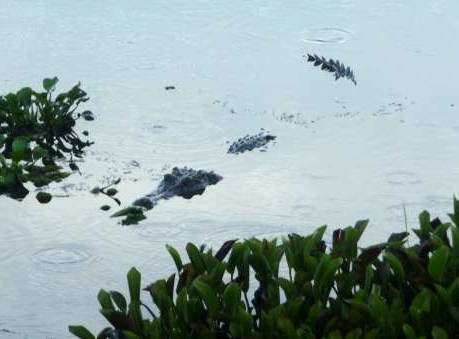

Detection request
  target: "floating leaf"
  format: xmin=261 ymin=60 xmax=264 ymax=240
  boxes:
xmin=81 ymin=110 xmax=95 ymax=121
xmin=36 ymin=191 xmax=52 ymax=204
xmin=305 ymin=53 xmax=357 ymax=85
xmin=43 ymin=77 xmax=59 ymax=92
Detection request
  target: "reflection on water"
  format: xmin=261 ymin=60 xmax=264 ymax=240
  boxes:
xmin=1 ymin=0 xmax=459 ymax=337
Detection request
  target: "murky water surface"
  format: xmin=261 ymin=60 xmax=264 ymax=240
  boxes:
xmin=1 ymin=1 xmax=459 ymax=337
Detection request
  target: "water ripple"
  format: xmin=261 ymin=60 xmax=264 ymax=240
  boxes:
xmin=385 ymin=171 xmax=422 ymax=186
xmin=302 ymin=27 xmax=352 ymax=44
xmin=32 ymin=244 xmax=94 ymax=271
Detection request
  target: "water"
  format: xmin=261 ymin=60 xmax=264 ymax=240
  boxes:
xmin=1 ymin=0 xmax=459 ymax=337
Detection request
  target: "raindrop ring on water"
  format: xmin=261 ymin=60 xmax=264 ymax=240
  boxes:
xmin=302 ymin=27 xmax=352 ymax=44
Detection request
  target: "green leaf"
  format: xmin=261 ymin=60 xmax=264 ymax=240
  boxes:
xmin=384 ymin=252 xmax=405 ymax=283
xmin=68 ymin=325 xmax=96 ymax=339
xmin=97 ymin=289 xmax=115 ymax=310
xmin=127 ymin=300 xmax=143 ymax=334
xmin=122 ymin=331 xmax=142 ymax=339
xmin=432 ymin=326 xmax=448 ymax=339
xmin=43 ymin=77 xmax=59 ymax=92
xmin=278 ymin=277 xmax=297 ymax=300
xmin=428 ymin=245 xmax=449 ymax=282
xmin=186 ymin=243 xmax=206 ymax=274
xmin=193 ymin=278 xmax=219 ymax=316
xmin=110 ymin=291 xmax=127 ymax=312
xmin=277 ymin=317 xmax=299 ymax=339
xmin=12 ymin=137 xmax=29 ymax=161
xmin=176 ymin=288 xmax=188 ymax=321
xmin=353 ymin=219 xmax=369 ymax=241
xmin=223 ymin=283 xmax=241 ymax=315
xmin=127 ymin=267 xmax=141 ymax=302
xmin=410 ymin=289 xmax=431 ymax=318
xmin=32 ymin=146 xmax=47 ymax=160
xmin=36 ymin=191 xmax=52 ymax=204
xmin=166 ymin=244 xmax=183 ymax=272
xmin=16 ymin=87 xmax=33 ymax=105
xmin=320 ymin=257 xmax=343 ymax=299
xmin=312 ymin=225 xmax=327 ymax=243
xmin=447 ymin=277 xmax=459 ymax=301
xmin=345 ymin=329 xmax=363 ymax=339
xmin=418 ymin=210 xmax=433 ymax=240
xmin=402 ymin=324 xmax=417 ymax=339
xmin=229 ymin=308 xmax=253 ymax=337
xmin=147 ymin=280 xmax=173 ymax=314
xmin=364 ymin=265 xmax=374 ymax=296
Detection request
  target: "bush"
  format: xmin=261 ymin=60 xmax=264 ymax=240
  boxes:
xmin=0 ymin=77 xmax=93 ymax=198
xmin=69 ymin=198 xmax=459 ymax=338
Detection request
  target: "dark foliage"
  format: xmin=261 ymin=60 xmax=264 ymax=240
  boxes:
xmin=70 ymin=197 xmax=459 ymax=338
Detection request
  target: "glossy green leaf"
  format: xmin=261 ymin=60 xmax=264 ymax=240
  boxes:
xmin=384 ymin=252 xmax=405 ymax=283
xmin=127 ymin=267 xmax=141 ymax=302
xmin=229 ymin=308 xmax=252 ymax=337
xmin=166 ymin=244 xmax=183 ymax=272
xmin=16 ymin=87 xmax=33 ymax=105
xmin=186 ymin=243 xmax=206 ymax=274
xmin=110 ymin=291 xmax=127 ymax=312
xmin=43 ymin=77 xmax=59 ymax=92
xmin=97 ymin=289 xmax=115 ymax=310
xmin=428 ymin=245 xmax=449 ymax=282
xmin=193 ymin=278 xmax=219 ymax=315
xmin=223 ymin=283 xmax=241 ymax=314
xmin=68 ymin=325 xmax=96 ymax=339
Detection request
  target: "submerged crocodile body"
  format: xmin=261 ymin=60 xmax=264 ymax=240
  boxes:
xmin=227 ymin=132 xmax=276 ymax=154
xmin=133 ymin=167 xmax=222 ymax=210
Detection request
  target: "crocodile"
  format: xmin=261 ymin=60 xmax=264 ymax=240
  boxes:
xmin=227 ymin=132 xmax=276 ymax=154
xmin=132 ymin=167 xmax=222 ymax=210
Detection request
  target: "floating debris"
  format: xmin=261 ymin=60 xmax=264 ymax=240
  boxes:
xmin=36 ymin=191 xmax=52 ymax=204
xmin=165 ymin=86 xmax=176 ymax=91
xmin=227 ymin=132 xmax=276 ymax=154
xmin=90 ymin=178 xmax=121 ymax=205
xmin=106 ymin=188 xmax=118 ymax=197
xmin=305 ymin=54 xmax=357 ymax=85
xmin=80 ymin=110 xmax=95 ymax=121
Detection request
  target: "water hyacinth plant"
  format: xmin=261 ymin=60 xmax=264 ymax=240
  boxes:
xmin=70 ymin=197 xmax=459 ymax=338
xmin=305 ymin=54 xmax=357 ymax=85
xmin=0 ymin=77 xmax=94 ymax=199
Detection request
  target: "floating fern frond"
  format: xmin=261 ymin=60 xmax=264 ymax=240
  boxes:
xmin=305 ymin=54 xmax=357 ymax=85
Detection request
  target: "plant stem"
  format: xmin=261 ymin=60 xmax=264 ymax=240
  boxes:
xmin=140 ymin=302 xmax=157 ymax=320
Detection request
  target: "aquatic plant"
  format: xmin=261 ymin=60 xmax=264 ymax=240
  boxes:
xmin=70 ymin=197 xmax=459 ymax=338
xmin=112 ymin=206 xmax=147 ymax=225
xmin=0 ymin=77 xmax=94 ymax=199
xmin=305 ymin=54 xmax=357 ymax=85
xmin=91 ymin=178 xmax=122 ymax=207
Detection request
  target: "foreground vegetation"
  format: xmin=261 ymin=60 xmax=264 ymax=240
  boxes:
xmin=0 ymin=77 xmax=93 ymax=199
xmin=69 ymin=198 xmax=459 ymax=338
